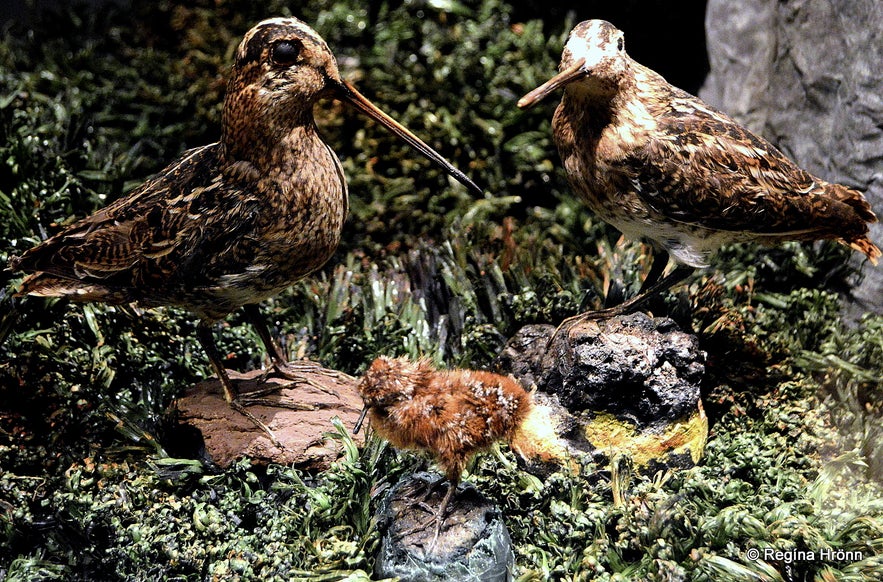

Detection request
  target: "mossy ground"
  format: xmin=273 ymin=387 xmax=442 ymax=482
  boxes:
xmin=1 ymin=1 xmax=881 ymax=580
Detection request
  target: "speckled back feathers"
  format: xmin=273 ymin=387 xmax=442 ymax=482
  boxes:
xmin=9 ymin=17 xmax=350 ymax=321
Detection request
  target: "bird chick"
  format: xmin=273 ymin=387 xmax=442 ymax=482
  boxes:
xmin=7 ymin=17 xmax=480 ymax=444
xmin=519 ymin=20 xmax=879 ymax=322
xmin=356 ymin=355 xmax=568 ymax=545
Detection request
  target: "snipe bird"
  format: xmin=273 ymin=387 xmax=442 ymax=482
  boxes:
xmin=518 ymin=20 xmax=879 ymax=322
xmin=8 ymin=17 xmax=481 ymax=442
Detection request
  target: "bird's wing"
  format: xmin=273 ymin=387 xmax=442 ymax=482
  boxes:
xmin=624 ymin=96 xmax=874 ymax=239
xmin=11 ymin=143 xmax=260 ymax=291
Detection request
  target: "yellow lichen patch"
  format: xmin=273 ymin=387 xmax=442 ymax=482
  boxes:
xmin=582 ymin=400 xmax=708 ymax=467
xmin=511 ymin=403 xmax=577 ymax=472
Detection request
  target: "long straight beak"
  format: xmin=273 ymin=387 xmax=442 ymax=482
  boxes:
xmin=335 ymin=81 xmax=482 ymax=196
xmin=353 ymin=405 xmax=368 ymax=435
xmin=517 ymin=58 xmax=587 ymax=110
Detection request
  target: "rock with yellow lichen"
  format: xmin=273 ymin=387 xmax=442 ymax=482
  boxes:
xmin=496 ymin=312 xmax=708 ymax=471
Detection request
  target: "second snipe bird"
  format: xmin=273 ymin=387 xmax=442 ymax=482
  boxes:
xmin=519 ymin=20 xmax=879 ymax=321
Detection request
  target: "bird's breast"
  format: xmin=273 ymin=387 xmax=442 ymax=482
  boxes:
xmin=256 ymin=149 xmax=347 ymax=278
xmin=552 ymin=97 xmax=648 ymax=223
xmin=198 ymin=136 xmax=348 ymax=310
xmin=551 ymin=93 xmax=729 ymax=266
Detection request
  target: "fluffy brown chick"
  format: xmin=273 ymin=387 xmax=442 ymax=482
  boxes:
xmin=358 ymin=356 xmax=532 ymax=485
xmin=356 ymin=355 xmax=568 ymax=547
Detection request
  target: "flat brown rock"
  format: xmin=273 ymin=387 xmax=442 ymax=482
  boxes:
xmin=175 ymin=362 xmax=364 ymax=469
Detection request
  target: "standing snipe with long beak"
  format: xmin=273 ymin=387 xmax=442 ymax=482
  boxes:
xmin=518 ymin=20 xmax=879 ymax=322
xmin=8 ymin=17 xmax=481 ymax=442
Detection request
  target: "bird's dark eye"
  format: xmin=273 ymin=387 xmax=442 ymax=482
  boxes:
xmin=271 ymin=40 xmax=301 ymax=66
xmin=617 ymin=38 xmax=624 ymax=51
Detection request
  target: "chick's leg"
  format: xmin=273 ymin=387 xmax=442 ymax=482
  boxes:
xmin=430 ymin=477 xmax=458 ymax=551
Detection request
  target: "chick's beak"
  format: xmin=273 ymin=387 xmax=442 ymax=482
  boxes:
xmin=353 ymin=405 xmax=368 ymax=435
xmin=333 ymin=81 xmax=482 ymax=196
xmin=517 ymin=57 xmax=588 ymax=109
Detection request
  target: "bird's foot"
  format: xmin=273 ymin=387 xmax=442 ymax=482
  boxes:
xmin=241 ymin=359 xmax=358 ymax=411
xmin=255 ymin=359 xmax=354 ymax=398
xmin=546 ymin=305 xmax=626 ymax=349
xmin=235 ymin=384 xmax=326 ymax=411
xmin=405 ymin=473 xmax=448 ymax=503
xmin=393 ymin=505 xmax=450 ymax=556
xmin=227 ymin=398 xmax=285 ymax=449
xmin=275 ymin=359 xmax=357 ymax=382
xmin=394 ymin=478 xmax=456 ymax=556
xmin=427 ymin=482 xmax=456 ymax=555
xmin=547 ymin=263 xmax=696 ymax=349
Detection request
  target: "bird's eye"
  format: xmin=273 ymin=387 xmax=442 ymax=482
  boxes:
xmin=617 ymin=38 xmax=624 ymax=51
xmin=271 ymin=40 xmax=301 ymax=66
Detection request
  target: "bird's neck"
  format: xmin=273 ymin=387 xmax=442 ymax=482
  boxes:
xmin=221 ymin=110 xmax=322 ymax=170
xmin=560 ymin=90 xmax=616 ymax=135
xmin=555 ymin=74 xmax=655 ymax=167
xmin=561 ymin=73 xmax=648 ymax=134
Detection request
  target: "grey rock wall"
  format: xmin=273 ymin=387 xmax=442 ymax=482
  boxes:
xmin=700 ymin=0 xmax=883 ymax=315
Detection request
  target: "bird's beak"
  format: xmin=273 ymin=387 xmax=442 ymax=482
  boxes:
xmin=353 ymin=405 xmax=368 ymax=435
xmin=334 ymin=80 xmax=482 ymax=196
xmin=517 ymin=58 xmax=588 ymax=109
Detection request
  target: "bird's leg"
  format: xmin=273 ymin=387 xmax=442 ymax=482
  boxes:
xmin=195 ymin=321 xmax=240 ymax=405
xmin=428 ymin=478 xmax=458 ymax=552
xmin=393 ymin=475 xmax=458 ymax=552
xmin=195 ymin=321 xmax=283 ymax=448
xmin=548 ymin=261 xmax=695 ymax=349
xmin=607 ymin=263 xmax=694 ymax=317
xmin=241 ymin=304 xmax=351 ymax=398
xmin=394 ymin=474 xmax=448 ymax=522
xmin=242 ymin=304 xmax=289 ymax=368
xmin=604 ymin=248 xmax=666 ymax=308
xmin=637 ymin=249 xmax=670 ymax=294
xmin=419 ymin=473 xmax=449 ymax=503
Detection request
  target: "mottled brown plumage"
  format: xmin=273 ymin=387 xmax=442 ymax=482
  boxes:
xmin=8 ymin=17 xmax=480 ymax=441
xmin=358 ymin=356 xmax=532 ymax=482
xmin=519 ymin=20 xmax=879 ymax=317
xmin=356 ymin=356 xmax=533 ymax=544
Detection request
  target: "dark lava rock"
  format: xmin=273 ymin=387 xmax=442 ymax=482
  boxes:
xmin=496 ymin=313 xmax=707 ymax=469
xmin=494 ymin=323 xmax=556 ymax=390
xmin=374 ymin=472 xmax=513 ymax=582
xmin=551 ymin=315 xmax=703 ymax=429
xmin=701 ymin=0 xmax=883 ymax=315
xmin=500 ymin=313 xmax=705 ymax=431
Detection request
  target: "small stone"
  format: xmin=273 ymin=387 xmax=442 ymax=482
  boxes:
xmin=373 ymin=473 xmax=514 ymax=582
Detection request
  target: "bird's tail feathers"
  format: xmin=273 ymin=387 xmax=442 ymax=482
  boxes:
xmin=829 ymin=182 xmax=878 ymax=224
xmin=15 ymin=273 xmax=121 ymax=302
xmin=509 ymin=402 xmax=577 ymax=472
xmin=848 ymin=237 xmax=881 ymax=265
